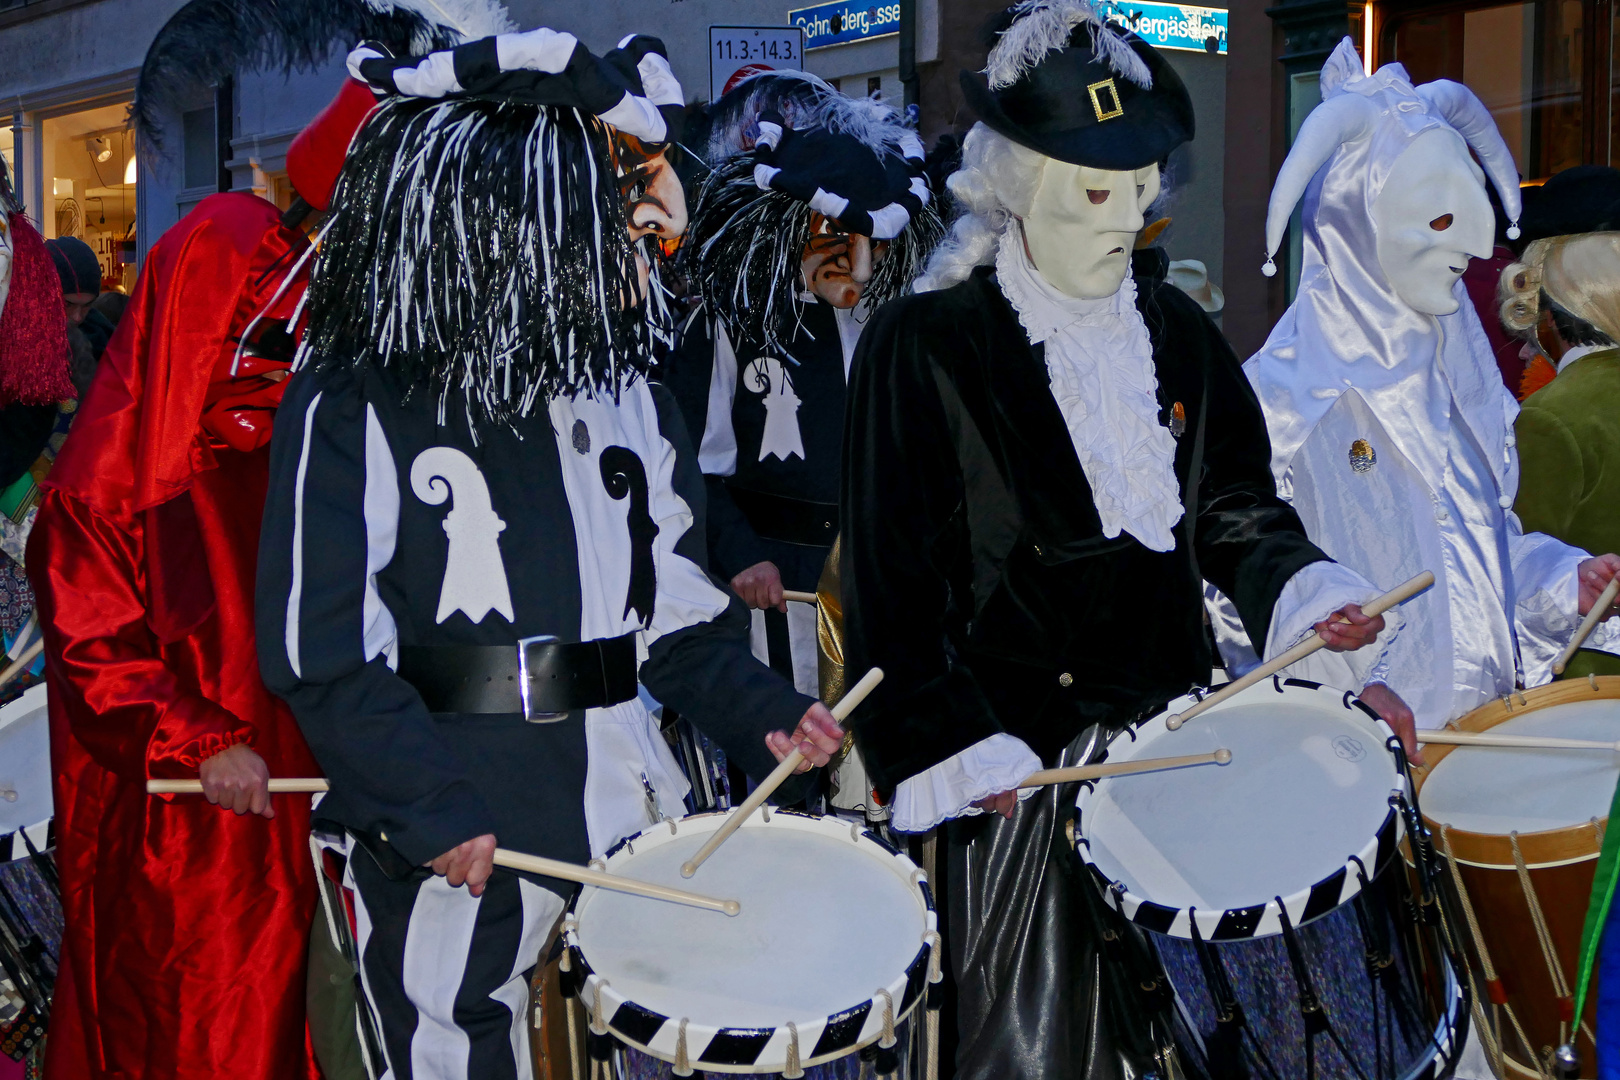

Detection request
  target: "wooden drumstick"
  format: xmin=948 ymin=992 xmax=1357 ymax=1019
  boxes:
xmin=145 ymin=779 xmax=742 ymax=916
xmin=1554 ymin=576 xmax=1620 ymax=675
xmin=1418 ymin=730 xmax=1620 ymax=752
xmin=0 ymin=637 xmax=43 ymax=693
xmin=1166 ymin=571 xmax=1435 ymax=731
xmin=782 ymin=590 xmax=818 ymax=605
xmin=1018 ymin=749 xmax=1233 ymax=788
xmin=680 ymin=666 xmax=885 ymax=879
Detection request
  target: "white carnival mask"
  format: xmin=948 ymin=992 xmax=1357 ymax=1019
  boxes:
xmin=1022 ymin=159 xmax=1160 ymax=300
xmin=1370 ymin=128 xmax=1495 ymax=315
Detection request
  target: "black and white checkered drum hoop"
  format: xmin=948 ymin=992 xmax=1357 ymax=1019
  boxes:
xmin=1075 ymin=678 xmax=1469 ymax=1079
xmin=563 ymin=808 xmax=937 ymax=1074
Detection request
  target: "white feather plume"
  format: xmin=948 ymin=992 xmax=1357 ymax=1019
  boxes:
xmin=986 ymin=0 xmax=1151 ymax=90
xmin=362 ymin=0 xmax=515 ymax=44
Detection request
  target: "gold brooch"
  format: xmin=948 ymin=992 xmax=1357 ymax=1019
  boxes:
xmin=1168 ymin=401 xmax=1186 ymax=437
xmin=1088 ymin=78 xmax=1125 ymax=123
xmin=1349 ymin=438 xmax=1376 ymax=474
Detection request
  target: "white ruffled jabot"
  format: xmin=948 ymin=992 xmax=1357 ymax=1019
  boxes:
xmin=995 ymin=230 xmax=1184 ymax=552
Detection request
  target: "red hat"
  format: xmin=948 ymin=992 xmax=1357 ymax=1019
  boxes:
xmin=286 ymin=77 xmax=378 ymax=211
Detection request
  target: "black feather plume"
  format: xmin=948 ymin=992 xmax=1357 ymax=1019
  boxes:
xmin=132 ymin=0 xmax=458 ymax=147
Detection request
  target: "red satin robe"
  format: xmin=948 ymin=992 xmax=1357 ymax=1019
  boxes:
xmin=28 ymin=193 xmax=321 ymax=1080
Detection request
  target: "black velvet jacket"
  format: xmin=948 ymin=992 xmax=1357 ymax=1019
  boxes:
xmin=840 ymin=265 xmax=1330 ymax=794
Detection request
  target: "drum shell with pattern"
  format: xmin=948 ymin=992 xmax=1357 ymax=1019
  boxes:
xmin=1414 ymin=677 xmax=1620 ymax=1079
xmin=563 ymin=807 xmax=936 ymax=1074
xmin=1074 ymin=678 xmax=1468 ymax=1080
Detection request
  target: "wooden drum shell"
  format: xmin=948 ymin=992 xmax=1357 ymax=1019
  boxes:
xmin=1413 ymin=677 xmax=1620 ymax=1078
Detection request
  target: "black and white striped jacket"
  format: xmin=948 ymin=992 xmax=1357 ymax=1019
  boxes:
xmin=256 ymin=362 xmax=812 ymax=887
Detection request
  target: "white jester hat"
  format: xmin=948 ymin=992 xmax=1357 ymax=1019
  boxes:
xmin=1246 ymin=37 xmax=1524 ymax=500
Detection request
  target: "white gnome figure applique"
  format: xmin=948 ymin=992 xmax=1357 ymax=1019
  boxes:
xmin=747 ymin=356 xmax=804 ymax=462
xmin=411 ymin=446 xmax=516 ymax=624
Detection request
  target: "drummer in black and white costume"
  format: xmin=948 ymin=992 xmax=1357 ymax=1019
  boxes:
xmin=667 ymin=75 xmax=941 ymax=696
xmin=256 ymin=29 xmax=842 ymax=1080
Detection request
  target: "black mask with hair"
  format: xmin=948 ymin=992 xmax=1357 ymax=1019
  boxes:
xmin=1547 ymin=293 xmax=1617 ymax=349
xmin=301 ymin=94 xmax=673 ymax=429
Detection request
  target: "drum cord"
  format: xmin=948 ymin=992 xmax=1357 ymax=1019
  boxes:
xmin=1509 ymin=832 xmax=1596 ymax=1055
xmin=1276 ymin=902 xmax=1373 ymax=1080
xmin=1439 ymin=824 xmax=1536 ymax=1078
xmin=1186 ymin=914 xmax=1285 ymax=1080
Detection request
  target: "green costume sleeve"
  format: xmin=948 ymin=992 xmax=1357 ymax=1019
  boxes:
xmin=1573 ymin=777 xmax=1620 ymax=1028
xmin=1514 ymin=405 xmax=1584 ymax=541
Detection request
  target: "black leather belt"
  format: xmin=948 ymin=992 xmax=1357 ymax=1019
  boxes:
xmin=728 ymin=486 xmax=839 ymax=547
xmin=396 ymin=633 xmax=638 ymax=722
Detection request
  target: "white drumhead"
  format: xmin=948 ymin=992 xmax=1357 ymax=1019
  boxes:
xmin=1079 ymin=680 xmax=1401 ymax=917
xmin=1421 ymin=699 xmax=1620 ymax=836
xmin=574 ymin=812 xmax=928 ymax=1030
xmin=0 ymin=685 xmax=49 ymax=835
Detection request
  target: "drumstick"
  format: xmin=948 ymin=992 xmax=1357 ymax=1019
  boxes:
xmin=145 ymin=779 xmax=742 ymax=916
xmin=0 ymin=638 xmax=43 ymax=693
xmin=1417 ymin=730 xmax=1620 ymax=752
xmin=680 ymin=666 xmax=885 ymax=879
xmin=1554 ymin=576 xmax=1620 ymax=675
xmin=1018 ymin=748 xmax=1232 ymax=788
xmin=1166 ymin=571 xmax=1434 ymax=731
xmin=782 ymin=590 xmax=818 ymax=605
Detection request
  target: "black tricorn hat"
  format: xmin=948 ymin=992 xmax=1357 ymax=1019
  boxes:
xmin=1513 ymin=165 xmax=1620 ymax=253
xmin=962 ymin=4 xmax=1194 ymax=171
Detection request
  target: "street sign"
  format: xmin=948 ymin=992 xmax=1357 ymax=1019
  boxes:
xmin=1099 ymin=1 xmax=1228 ymax=54
xmin=788 ymin=1 xmax=902 ymax=51
xmin=708 ymin=26 xmax=805 ymax=101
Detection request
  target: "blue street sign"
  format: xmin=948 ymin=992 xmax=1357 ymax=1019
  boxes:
xmin=788 ymin=1 xmax=902 ymax=50
xmin=1099 ymin=1 xmax=1228 ymax=55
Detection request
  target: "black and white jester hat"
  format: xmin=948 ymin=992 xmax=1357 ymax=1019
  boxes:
xmin=962 ymin=0 xmax=1194 ymax=171
xmin=347 ymin=26 xmax=685 ymax=146
xmin=750 ymin=106 xmax=929 ymax=241
xmin=683 ymin=73 xmax=943 ymax=356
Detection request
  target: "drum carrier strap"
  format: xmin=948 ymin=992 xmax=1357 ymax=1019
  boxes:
xmin=397 ymin=632 xmax=638 ymax=719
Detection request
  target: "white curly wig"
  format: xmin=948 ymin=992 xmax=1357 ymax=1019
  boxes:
xmin=914 ymin=124 xmax=1045 ymax=293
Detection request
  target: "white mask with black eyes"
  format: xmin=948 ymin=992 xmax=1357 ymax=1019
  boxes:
xmin=1370 ymin=127 xmax=1495 ymax=316
xmin=0 ymin=206 xmax=11 ymax=326
xmin=1022 ymin=159 xmax=1161 ymax=300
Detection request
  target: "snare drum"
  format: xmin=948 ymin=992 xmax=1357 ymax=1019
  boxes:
xmin=1415 ymin=677 xmax=1620 ymax=1078
xmin=0 ymin=684 xmax=56 ymax=1065
xmin=563 ymin=808 xmax=937 ymax=1075
xmin=1076 ymin=678 xmax=1468 ymax=1080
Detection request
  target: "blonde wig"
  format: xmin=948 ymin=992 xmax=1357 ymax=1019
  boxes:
xmin=1499 ymin=232 xmax=1620 ymax=348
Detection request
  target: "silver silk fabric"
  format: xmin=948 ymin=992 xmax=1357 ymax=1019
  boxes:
xmin=1244 ymin=61 xmax=1600 ymax=727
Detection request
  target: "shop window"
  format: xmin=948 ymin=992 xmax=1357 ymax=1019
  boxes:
xmin=182 ymin=107 xmax=216 ymax=190
xmin=1384 ymin=0 xmax=1592 ymax=179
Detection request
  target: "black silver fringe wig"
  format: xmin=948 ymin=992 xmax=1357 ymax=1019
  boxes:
xmin=683 ymin=150 xmax=942 ymax=360
xmin=300 ymin=94 xmax=672 ymax=428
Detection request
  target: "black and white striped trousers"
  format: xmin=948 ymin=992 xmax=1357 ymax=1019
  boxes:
xmin=348 ymin=842 xmax=566 ymax=1080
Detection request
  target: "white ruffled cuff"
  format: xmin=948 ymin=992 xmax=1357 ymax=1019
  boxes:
xmin=1265 ymin=560 xmax=1403 ymax=689
xmin=890 ymin=734 xmax=1044 ymax=834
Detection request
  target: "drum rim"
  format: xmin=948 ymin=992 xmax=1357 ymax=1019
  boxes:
xmin=1415 ymin=676 xmax=1620 ymax=869
xmin=1074 ymin=676 xmax=1407 ymax=941
xmin=564 ymin=807 xmax=937 ymax=1072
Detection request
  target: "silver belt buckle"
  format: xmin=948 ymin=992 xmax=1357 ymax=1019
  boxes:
xmin=517 ymin=634 xmax=569 ymax=724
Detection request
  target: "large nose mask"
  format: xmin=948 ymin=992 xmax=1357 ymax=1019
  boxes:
xmin=1370 ymin=128 xmax=1495 ymax=317
xmin=1022 ymin=159 xmax=1160 ymax=300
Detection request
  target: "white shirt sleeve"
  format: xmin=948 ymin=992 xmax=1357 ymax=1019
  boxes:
xmin=890 ymin=734 xmax=1044 ymax=834
xmin=1507 ymin=514 xmax=1620 ymax=681
xmin=1264 ymin=560 xmax=1402 ymax=689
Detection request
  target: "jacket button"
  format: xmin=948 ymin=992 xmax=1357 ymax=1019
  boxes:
xmin=1058 ymin=672 xmax=1073 ymax=687
xmin=1498 ymin=495 xmax=1513 ymax=509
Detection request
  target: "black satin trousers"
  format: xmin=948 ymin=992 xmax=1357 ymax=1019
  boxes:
xmin=945 ymin=733 xmax=1188 ymax=1080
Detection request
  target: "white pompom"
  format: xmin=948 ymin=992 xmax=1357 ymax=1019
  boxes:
xmin=1506 ymin=223 xmax=1522 ymax=240
xmin=1261 ymin=256 xmax=1277 ymax=278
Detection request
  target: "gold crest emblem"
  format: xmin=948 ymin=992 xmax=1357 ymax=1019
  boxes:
xmin=1349 ymin=438 xmax=1376 ymax=474
xmin=1088 ymin=78 xmax=1125 ymax=123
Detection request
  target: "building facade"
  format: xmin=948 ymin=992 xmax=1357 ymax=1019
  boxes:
xmin=1 ymin=0 xmax=1227 ymax=303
